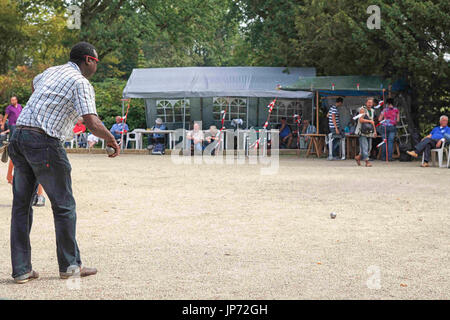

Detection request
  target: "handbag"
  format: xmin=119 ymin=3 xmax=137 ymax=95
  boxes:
xmin=361 ymin=115 xmax=374 ymax=134
xmin=360 ymin=108 xmax=374 ymax=135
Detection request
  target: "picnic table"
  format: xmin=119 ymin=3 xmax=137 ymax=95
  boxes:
xmin=345 ymin=134 xmax=360 ymax=159
xmin=301 ymin=133 xmax=327 ymax=158
xmin=131 ymin=129 xmax=176 ymax=150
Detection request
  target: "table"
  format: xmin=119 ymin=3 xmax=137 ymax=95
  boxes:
xmin=345 ymin=134 xmax=360 ymax=159
xmin=132 ymin=129 xmax=176 ymax=150
xmin=301 ymin=134 xmax=326 ymax=158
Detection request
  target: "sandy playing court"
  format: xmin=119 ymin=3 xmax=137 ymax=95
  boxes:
xmin=0 ymin=153 xmax=449 ymax=300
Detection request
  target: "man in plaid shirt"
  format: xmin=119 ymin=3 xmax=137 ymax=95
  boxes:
xmin=8 ymin=42 xmax=119 ymax=284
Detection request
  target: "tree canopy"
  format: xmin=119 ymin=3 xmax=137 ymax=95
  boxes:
xmin=1 ymin=0 xmax=448 ymax=130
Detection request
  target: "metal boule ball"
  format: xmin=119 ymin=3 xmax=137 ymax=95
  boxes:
xmin=106 ymin=146 xmax=115 ymax=156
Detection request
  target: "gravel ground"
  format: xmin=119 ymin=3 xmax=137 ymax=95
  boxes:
xmin=0 ymin=154 xmax=449 ymax=300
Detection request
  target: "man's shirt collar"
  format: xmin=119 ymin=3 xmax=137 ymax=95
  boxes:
xmin=68 ymin=61 xmax=81 ymax=74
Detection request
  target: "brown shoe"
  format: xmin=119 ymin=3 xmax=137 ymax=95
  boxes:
xmin=355 ymin=155 xmax=361 ymax=166
xmin=14 ymin=270 xmax=39 ymax=284
xmin=60 ymin=266 xmax=97 ymax=279
xmin=420 ymin=162 xmax=429 ymax=167
xmin=407 ymin=150 xmax=418 ymax=158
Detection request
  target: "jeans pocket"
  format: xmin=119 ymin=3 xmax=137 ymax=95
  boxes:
xmin=23 ymin=146 xmax=48 ymax=165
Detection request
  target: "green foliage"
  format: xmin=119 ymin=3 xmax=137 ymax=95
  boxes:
xmin=0 ymin=64 xmax=49 ymax=112
xmin=92 ymin=79 xmax=146 ymax=130
xmin=0 ymin=0 xmax=448 ymax=133
xmin=239 ymin=0 xmax=450 ymax=128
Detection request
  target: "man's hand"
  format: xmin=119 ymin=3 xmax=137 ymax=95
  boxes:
xmin=335 ymin=128 xmax=340 ymax=135
xmin=106 ymin=137 xmax=120 ymax=158
xmin=436 ymin=139 xmax=443 ymax=148
xmin=83 ymin=114 xmax=120 ymax=158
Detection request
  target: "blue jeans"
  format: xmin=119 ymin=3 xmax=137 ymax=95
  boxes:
xmin=8 ymin=128 xmax=81 ymax=278
xmin=445 ymin=133 xmax=450 ymax=143
xmin=380 ymin=126 xmax=397 ymax=161
xmin=359 ymin=136 xmax=372 ymax=161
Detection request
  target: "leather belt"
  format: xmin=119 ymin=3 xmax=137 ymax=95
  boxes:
xmin=16 ymin=126 xmax=47 ymax=135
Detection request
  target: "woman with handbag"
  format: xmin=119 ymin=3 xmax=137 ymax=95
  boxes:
xmin=355 ymin=97 xmax=377 ymax=167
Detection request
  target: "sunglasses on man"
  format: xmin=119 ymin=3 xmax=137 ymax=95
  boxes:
xmin=84 ymin=55 xmax=99 ymax=64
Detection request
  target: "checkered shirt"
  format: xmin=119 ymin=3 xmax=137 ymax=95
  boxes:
xmin=17 ymin=61 xmax=97 ymax=141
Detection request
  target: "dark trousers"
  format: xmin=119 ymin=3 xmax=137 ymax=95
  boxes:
xmin=330 ymin=128 xmax=343 ymax=157
xmin=8 ymin=128 xmax=81 ymax=278
xmin=414 ymin=138 xmax=438 ymax=163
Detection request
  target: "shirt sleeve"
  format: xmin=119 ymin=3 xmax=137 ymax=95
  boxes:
xmin=72 ymin=80 xmax=97 ymax=117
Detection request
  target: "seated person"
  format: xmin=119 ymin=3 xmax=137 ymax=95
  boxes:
xmin=298 ymin=119 xmax=316 ymax=149
xmin=87 ymin=117 xmax=105 ymax=149
xmin=0 ymin=114 xmax=9 ymax=144
xmin=147 ymin=118 xmax=167 ymax=149
xmin=187 ymin=122 xmax=204 ymax=153
xmin=276 ymin=117 xmax=293 ymax=148
xmin=87 ymin=134 xmax=100 ymax=148
xmin=203 ymin=125 xmax=219 ymax=155
xmin=73 ymin=117 xmax=87 ymax=147
xmin=407 ymin=115 xmax=450 ymax=167
xmin=110 ymin=115 xmax=129 ymax=146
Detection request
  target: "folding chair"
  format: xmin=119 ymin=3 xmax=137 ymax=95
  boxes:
xmin=422 ymin=141 xmax=449 ymax=168
xmin=327 ymin=133 xmax=346 ymax=160
xmin=126 ymin=131 xmax=142 ymax=149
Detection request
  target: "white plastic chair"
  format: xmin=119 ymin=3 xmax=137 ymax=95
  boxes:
xmin=447 ymin=144 xmax=450 ymax=168
xmin=126 ymin=131 xmax=142 ymax=149
xmin=327 ymin=133 xmax=346 ymax=160
xmin=422 ymin=140 xmax=449 ymax=168
xmin=64 ymin=135 xmax=75 ymax=148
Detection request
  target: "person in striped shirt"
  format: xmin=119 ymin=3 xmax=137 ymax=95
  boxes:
xmin=328 ymin=97 xmax=344 ymax=159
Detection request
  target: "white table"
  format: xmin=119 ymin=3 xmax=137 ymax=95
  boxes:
xmin=132 ymin=129 xmax=176 ymax=150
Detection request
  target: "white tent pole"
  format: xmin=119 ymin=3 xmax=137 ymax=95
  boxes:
xmin=183 ymin=98 xmax=186 ymax=130
xmin=246 ymin=97 xmax=249 ymax=129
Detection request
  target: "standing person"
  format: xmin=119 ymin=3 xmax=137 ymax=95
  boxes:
xmin=328 ymin=97 xmax=344 ymax=159
xmin=378 ymin=98 xmax=400 ymax=161
xmin=355 ymin=97 xmax=377 ymax=167
xmin=407 ymin=115 xmax=449 ymax=167
xmin=2 ymin=96 xmax=22 ymax=138
xmin=7 ymin=42 xmax=120 ymax=284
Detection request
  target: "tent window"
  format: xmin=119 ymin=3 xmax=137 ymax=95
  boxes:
xmin=156 ymin=99 xmax=190 ymax=123
xmin=213 ymin=97 xmax=247 ymax=121
xmin=270 ymin=99 xmax=303 ymax=125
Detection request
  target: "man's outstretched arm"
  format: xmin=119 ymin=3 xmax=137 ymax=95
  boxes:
xmin=82 ymin=114 xmax=120 ymax=157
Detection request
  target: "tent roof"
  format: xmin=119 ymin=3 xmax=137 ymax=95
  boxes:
xmin=280 ymin=76 xmax=392 ymax=95
xmin=123 ymin=67 xmax=315 ymax=99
